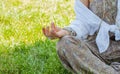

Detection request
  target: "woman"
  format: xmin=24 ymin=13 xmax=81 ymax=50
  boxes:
xmin=42 ymin=0 xmax=120 ymax=74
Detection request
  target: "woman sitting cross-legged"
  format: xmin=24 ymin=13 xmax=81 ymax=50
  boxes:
xmin=42 ymin=0 xmax=120 ymax=74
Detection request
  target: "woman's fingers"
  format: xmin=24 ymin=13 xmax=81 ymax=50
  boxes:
xmin=43 ymin=26 xmax=56 ymax=37
xmin=42 ymin=28 xmax=46 ymax=35
xmin=45 ymin=26 xmax=50 ymax=36
xmin=51 ymin=22 xmax=62 ymax=32
xmin=42 ymin=22 xmax=62 ymax=39
xmin=51 ymin=22 xmax=57 ymax=31
xmin=51 ymin=30 xmax=61 ymax=38
xmin=51 ymin=22 xmax=55 ymax=31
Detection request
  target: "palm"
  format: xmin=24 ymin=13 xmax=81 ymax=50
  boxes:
xmin=42 ymin=22 xmax=63 ymax=39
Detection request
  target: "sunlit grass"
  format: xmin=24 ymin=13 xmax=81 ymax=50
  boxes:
xmin=0 ymin=0 xmax=75 ymax=73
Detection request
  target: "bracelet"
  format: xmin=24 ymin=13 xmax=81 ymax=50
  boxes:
xmin=63 ymin=27 xmax=77 ymax=36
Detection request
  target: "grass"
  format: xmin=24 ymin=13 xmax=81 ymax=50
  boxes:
xmin=0 ymin=0 xmax=75 ymax=74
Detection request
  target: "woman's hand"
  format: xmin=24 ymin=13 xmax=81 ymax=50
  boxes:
xmin=42 ymin=22 xmax=69 ymax=39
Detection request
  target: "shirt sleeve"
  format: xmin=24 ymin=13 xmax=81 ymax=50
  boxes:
xmin=64 ymin=0 xmax=120 ymax=53
xmin=116 ymin=0 xmax=120 ymax=28
xmin=65 ymin=0 xmax=103 ymax=40
xmin=114 ymin=1 xmax=120 ymax=41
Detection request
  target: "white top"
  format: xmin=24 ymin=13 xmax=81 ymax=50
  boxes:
xmin=67 ymin=0 xmax=120 ymax=53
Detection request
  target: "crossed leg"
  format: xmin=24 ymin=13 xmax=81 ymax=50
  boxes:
xmin=56 ymin=36 xmax=119 ymax=74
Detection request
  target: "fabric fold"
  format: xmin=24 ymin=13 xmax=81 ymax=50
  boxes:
xmin=115 ymin=0 xmax=120 ymax=40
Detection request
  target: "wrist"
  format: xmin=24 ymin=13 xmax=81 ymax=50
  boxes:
xmin=56 ymin=29 xmax=70 ymax=39
xmin=62 ymin=29 xmax=70 ymax=36
xmin=63 ymin=27 xmax=77 ymax=36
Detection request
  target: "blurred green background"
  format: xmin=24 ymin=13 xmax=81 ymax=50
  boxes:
xmin=0 ymin=0 xmax=75 ymax=74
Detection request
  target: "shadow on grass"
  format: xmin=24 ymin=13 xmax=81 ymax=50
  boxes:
xmin=0 ymin=39 xmax=71 ymax=74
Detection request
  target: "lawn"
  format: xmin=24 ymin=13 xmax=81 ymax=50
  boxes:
xmin=0 ymin=0 xmax=75 ymax=74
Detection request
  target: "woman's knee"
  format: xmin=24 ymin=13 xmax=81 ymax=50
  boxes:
xmin=56 ymin=36 xmax=70 ymax=52
xmin=56 ymin=35 xmax=80 ymax=51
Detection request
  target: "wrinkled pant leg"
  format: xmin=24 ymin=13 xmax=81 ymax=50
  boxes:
xmin=56 ymin=36 xmax=118 ymax=74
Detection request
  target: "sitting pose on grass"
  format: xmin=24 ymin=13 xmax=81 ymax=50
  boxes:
xmin=42 ymin=0 xmax=120 ymax=74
